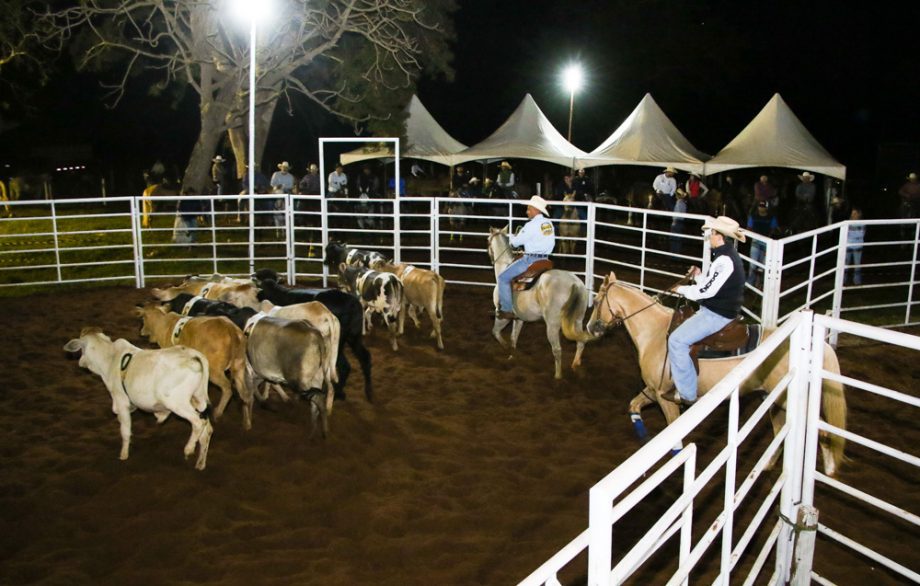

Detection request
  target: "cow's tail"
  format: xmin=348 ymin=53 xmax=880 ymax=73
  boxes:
xmin=560 ymin=283 xmax=596 ymax=344
xmin=190 ymin=352 xmax=212 ymax=417
xmin=435 ymin=274 xmax=446 ymax=321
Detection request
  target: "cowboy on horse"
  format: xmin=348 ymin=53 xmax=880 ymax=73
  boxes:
xmin=665 ymin=215 xmax=747 ymax=406
xmin=495 ymin=196 xmax=554 ymax=320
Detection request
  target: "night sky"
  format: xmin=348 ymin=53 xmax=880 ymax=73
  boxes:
xmin=2 ymin=0 xmax=917 ymax=197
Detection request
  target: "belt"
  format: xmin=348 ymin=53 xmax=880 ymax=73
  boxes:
xmin=524 ymin=253 xmax=549 ymax=258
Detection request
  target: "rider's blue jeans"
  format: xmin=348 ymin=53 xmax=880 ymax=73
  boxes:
xmin=668 ymin=306 xmax=732 ymax=402
xmin=498 ymin=255 xmax=543 ymax=312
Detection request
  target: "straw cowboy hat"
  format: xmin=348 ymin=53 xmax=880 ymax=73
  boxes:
xmin=278 ymin=161 xmax=291 ymax=170
xmin=469 ymin=177 xmax=480 ymax=184
xmin=703 ymin=215 xmax=746 ymax=242
xmin=500 ymin=161 xmax=512 ymax=169
xmin=525 ymin=196 xmax=550 ymax=216
xmin=663 ymin=166 xmax=677 ymax=174
xmin=212 ymin=155 xmax=226 ymax=163
xmin=908 ymin=172 xmax=919 ymax=181
xmin=798 ymin=171 xmax=815 ymax=182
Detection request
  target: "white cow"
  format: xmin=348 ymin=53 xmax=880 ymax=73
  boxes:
xmin=63 ymin=327 xmax=214 ymax=470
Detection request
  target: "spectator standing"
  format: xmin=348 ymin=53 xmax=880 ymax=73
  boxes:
xmin=328 ymin=164 xmax=348 ymax=197
xmin=269 ymin=161 xmax=294 ymax=234
xmin=496 ymin=161 xmax=516 ymax=198
xmin=572 ymin=168 xmax=592 ymax=220
xmin=684 ymin=172 xmax=709 ymax=213
xmin=745 ymin=201 xmax=780 ymax=287
xmin=898 ymin=172 xmax=920 ymax=219
xmin=211 ymin=155 xmax=231 ymax=196
xmin=754 ymin=174 xmax=777 ymax=210
xmin=670 ymin=188 xmax=689 ymax=255
xmin=174 ymin=187 xmax=204 ymax=245
xmin=846 ymin=207 xmax=866 ymax=285
xmin=829 ymin=195 xmax=850 ymax=224
xmin=356 ymin=166 xmax=381 ymax=229
xmin=653 ymin=166 xmax=678 ymax=211
xmin=789 ymin=171 xmax=818 ymax=234
xmin=452 ymin=165 xmax=471 ymax=191
xmin=299 ymin=163 xmax=321 ymax=195
xmin=553 ymin=173 xmax=576 ymax=219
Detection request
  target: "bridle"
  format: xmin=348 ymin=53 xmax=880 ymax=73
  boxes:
xmin=487 ymin=231 xmax=515 ymax=266
xmin=592 ymin=271 xmax=695 ymax=332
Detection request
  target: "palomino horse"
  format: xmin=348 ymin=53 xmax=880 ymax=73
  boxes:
xmin=586 ymin=272 xmax=848 ymax=476
xmin=487 ymin=227 xmax=595 ymax=379
xmin=141 ymin=183 xmax=179 ymax=229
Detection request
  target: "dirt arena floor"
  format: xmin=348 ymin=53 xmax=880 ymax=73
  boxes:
xmin=0 ymin=285 xmax=917 ymax=585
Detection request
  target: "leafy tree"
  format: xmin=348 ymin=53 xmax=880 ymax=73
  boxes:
xmin=38 ymin=0 xmax=455 ymax=190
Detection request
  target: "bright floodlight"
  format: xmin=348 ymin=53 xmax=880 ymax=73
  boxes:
xmin=229 ymin=0 xmax=273 ymax=25
xmin=562 ymin=64 xmax=583 ymax=94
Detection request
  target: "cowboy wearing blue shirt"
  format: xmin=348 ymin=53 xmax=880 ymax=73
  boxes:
xmin=496 ymin=196 xmax=554 ymax=320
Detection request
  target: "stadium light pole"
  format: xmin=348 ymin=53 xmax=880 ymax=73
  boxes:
xmin=562 ymin=63 xmax=584 ymax=144
xmin=230 ymin=0 xmax=272 ymax=272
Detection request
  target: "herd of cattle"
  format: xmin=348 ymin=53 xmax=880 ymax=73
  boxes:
xmin=63 ymin=242 xmax=447 ymax=470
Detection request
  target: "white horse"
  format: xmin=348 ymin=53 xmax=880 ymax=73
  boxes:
xmin=587 ymin=272 xmax=848 ymax=476
xmin=487 ymin=227 xmax=595 ymax=379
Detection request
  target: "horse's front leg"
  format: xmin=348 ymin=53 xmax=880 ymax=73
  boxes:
xmin=628 ymin=388 xmax=656 ymax=443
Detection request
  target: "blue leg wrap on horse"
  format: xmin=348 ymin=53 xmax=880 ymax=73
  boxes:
xmin=629 ymin=412 xmax=648 ymax=440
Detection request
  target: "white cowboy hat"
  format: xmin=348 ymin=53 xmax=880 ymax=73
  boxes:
xmin=798 ymin=171 xmax=815 ymax=181
xmin=909 ymin=172 xmax=918 ymax=181
xmin=525 ymin=196 xmax=550 ymax=216
xmin=469 ymin=177 xmax=480 ymax=184
xmin=212 ymin=155 xmax=226 ymax=163
xmin=308 ymin=163 xmax=318 ymax=172
xmin=278 ymin=161 xmax=291 ymax=170
xmin=663 ymin=166 xmax=677 ymax=174
xmin=703 ymin=215 xmax=746 ymax=242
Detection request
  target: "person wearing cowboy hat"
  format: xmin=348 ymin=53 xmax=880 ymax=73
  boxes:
xmin=210 ymin=155 xmax=230 ymax=197
xmin=665 ymin=216 xmax=747 ymax=406
xmin=653 ymin=166 xmax=678 ymax=211
xmin=270 ymin=161 xmax=295 ymax=195
xmin=495 ymin=196 xmax=554 ymax=320
xmin=790 ymin=171 xmax=818 ymax=234
xmin=298 ymin=163 xmax=321 ymax=195
xmin=496 ymin=161 xmax=516 ymax=198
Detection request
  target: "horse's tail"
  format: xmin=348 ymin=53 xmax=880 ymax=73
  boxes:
xmin=821 ymin=344 xmax=848 ymax=475
xmin=560 ymin=282 xmax=596 ymax=343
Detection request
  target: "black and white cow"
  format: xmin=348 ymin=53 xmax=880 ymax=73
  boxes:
xmin=338 ymin=265 xmax=404 ymax=351
xmin=325 ymin=241 xmax=389 ymax=271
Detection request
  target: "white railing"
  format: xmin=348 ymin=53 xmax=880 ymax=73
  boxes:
xmin=520 ymin=312 xmax=920 ymax=586
xmin=2 ymin=196 xmax=917 ymax=332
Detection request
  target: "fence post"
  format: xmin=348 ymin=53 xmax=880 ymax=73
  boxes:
xmin=431 ymin=198 xmax=439 ymax=274
xmin=830 ymin=224 xmax=848 ymax=345
xmin=210 ymin=198 xmax=218 ymax=276
xmin=286 ymin=194 xmax=295 ymax=285
xmin=907 ymin=222 xmax=919 ymax=326
xmin=790 ymin=505 xmax=820 ymax=586
xmin=587 ymin=484 xmax=613 ymax=586
xmin=393 ymin=198 xmax=401 ymax=265
xmin=321 ymin=195 xmax=329 ymax=287
xmin=50 ymin=200 xmax=62 ymax=283
xmin=640 ymin=212 xmax=648 ymax=290
xmin=585 ymin=203 xmax=596 ymax=304
xmin=248 ymin=194 xmax=255 ymax=276
xmin=131 ymin=196 xmax=146 ymax=287
xmin=775 ymin=311 xmax=813 ymax=582
xmin=762 ymin=238 xmax=783 ymax=328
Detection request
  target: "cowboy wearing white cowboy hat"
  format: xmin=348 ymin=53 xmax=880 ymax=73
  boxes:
xmin=665 ymin=215 xmax=747 ymax=406
xmin=210 ymin=155 xmax=230 ymax=196
xmin=495 ymin=196 xmax=554 ymax=320
xmin=270 ymin=161 xmax=294 ymax=194
xmin=653 ymin=166 xmax=678 ymax=211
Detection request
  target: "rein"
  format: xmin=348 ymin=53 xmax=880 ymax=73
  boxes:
xmin=595 ymin=270 xmax=695 ymax=331
xmin=487 ymin=232 xmax=515 ymax=267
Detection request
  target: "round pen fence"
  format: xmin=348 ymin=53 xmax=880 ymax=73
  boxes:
xmin=2 ymin=194 xmax=916 ymax=332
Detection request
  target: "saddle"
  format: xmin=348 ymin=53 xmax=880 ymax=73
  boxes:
xmin=511 ymin=259 xmax=553 ymax=291
xmin=669 ymin=305 xmax=761 ymax=373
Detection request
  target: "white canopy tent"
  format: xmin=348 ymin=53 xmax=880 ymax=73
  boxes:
xmin=452 ymin=94 xmax=587 ymax=167
xmin=704 ymin=93 xmax=846 ymax=180
xmin=577 ymin=93 xmax=709 ymax=174
xmin=339 ymin=95 xmax=468 ymax=167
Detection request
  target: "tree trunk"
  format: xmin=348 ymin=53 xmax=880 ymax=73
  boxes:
xmin=182 ymin=104 xmax=226 ymax=194
xmin=227 ymin=94 xmax=279 ymax=181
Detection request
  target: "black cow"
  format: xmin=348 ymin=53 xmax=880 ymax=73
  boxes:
xmin=324 ymin=241 xmax=389 ymax=271
xmin=254 ymin=271 xmax=373 ymax=402
xmin=160 ymin=293 xmax=257 ymax=330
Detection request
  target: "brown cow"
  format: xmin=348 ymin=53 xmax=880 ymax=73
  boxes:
xmin=151 ymin=278 xmax=260 ymax=310
xmin=259 ymin=300 xmax=341 ymax=390
xmin=136 ymin=304 xmax=255 ymax=430
xmin=375 ymin=263 xmax=446 ymax=350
